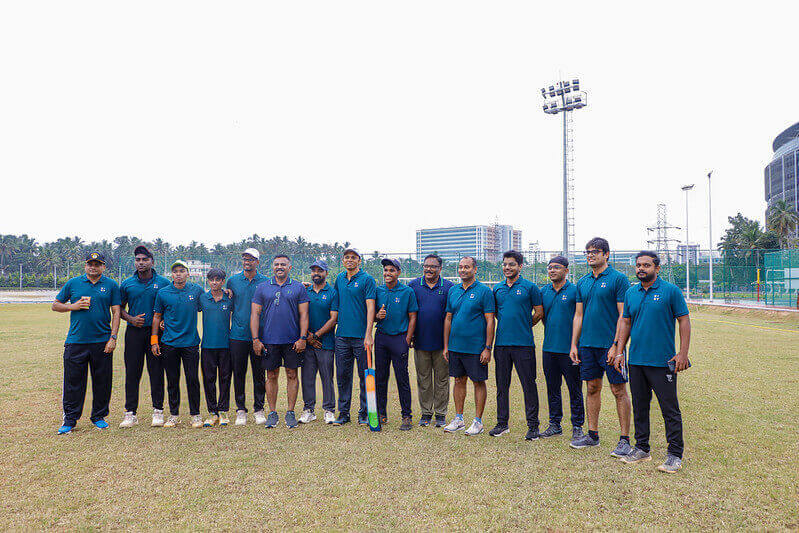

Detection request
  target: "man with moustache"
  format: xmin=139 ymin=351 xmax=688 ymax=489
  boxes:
xmin=118 ymin=245 xmax=171 ymax=428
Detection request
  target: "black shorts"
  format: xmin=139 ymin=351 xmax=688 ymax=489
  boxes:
xmin=448 ymin=351 xmax=488 ymax=382
xmin=264 ymin=343 xmax=303 ymax=371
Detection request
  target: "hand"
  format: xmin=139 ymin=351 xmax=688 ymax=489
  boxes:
xmin=130 ymin=313 xmax=146 ymax=328
xmin=104 ymin=338 xmax=116 ymax=354
xmin=310 ymin=338 xmax=323 ymax=349
xmin=443 ymin=349 xmax=449 ymax=362
xmin=405 ymin=333 xmax=413 ymax=347
xmin=293 ymin=339 xmax=307 ymax=353
xmin=479 ymin=348 xmax=491 ymax=365
xmin=224 ymin=288 xmax=234 ymax=298
xmin=376 ymin=305 xmax=386 ymax=320
xmin=151 ymin=343 xmax=161 ymax=356
xmin=670 ymin=352 xmax=690 ymax=372
xmin=569 ymin=345 xmax=580 ymax=364
xmin=302 ymin=281 xmax=312 ymax=288
xmin=363 ymin=333 xmax=373 ymax=351
xmin=613 ymin=353 xmax=624 ymax=371
xmin=253 ymin=339 xmax=265 ymax=356
xmin=606 ymin=345 xmax=617 ymax=364
xmin=159 ymin=322 xmax=165 ymax=331
xmin=71 ymin=298 xmax=90 ymax=311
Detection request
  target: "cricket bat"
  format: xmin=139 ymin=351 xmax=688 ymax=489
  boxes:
xmin=365 ymin=344 xmax=381 ymax=432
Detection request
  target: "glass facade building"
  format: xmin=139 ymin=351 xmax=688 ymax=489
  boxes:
xmin=416 ymin=225 xmax=522 ymax=262
xmin=765 ymin=122 xmax=799 ymax=237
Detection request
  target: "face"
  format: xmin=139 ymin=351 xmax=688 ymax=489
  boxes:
xmin=342 ymin=252 xmax=361 ymax=270
xmin=85 ymin=261 xmax=105 ymax=276
xmin=383 ymin=265 xmax=399 ymax=284
xmin=458 ymin=258 xmax=476 ymax=281
xmin=134 ymin=254 xmax=153 ymax=273
xmin=585 ymin=247 xmax=609 ymax=267
xmin=547 ymin=263 xmax=568 ymax=282
xmin=208 ymin=276 xmax=225 ymax=291
xmin=310 ymin=266 xmax=327 ymax=285
xmin=635 ymin=256 xmax=660 ymax=282
xmin=502 ymin=257 xmax=521 ymax=280
xmin=423 ymin=258 xmax=441 ymax=281
xmin=273 ymin=257 xmax=291 ymax=279
xmin=242 ymin=254 xmax=259 ymax=272
xmin=172 ymin=266 xmax=189 ymax=284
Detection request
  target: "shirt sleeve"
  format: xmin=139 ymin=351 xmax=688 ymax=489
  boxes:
xmin=530 ymin=284 xmax=543 ymax=307
xmin=482 ymin=287 xmax=496 ymax=313
xmin=331 ymin=289 xmax=339 ymax=312
xmin=110 ymin=281 xmax=122 ymax=307
xmin=408 ymin=290 xmax=419 ymax=312
xmin=575 ymin=282 xmax=583 ymax=303
xmin=671 ymin=286 xmax=690 ymax=317
xmin=298 ymin=284 xmax=310 ymax=304
xmin=119 ymin=281 xmax=128 ymax=306
xmin=616 ymin=274 xmax=630 ymax=302
xmin=364 ymin=276 xmax=377 ymax=300
xmin=153 ymin=292 xmax=165 ymax=314
xmin=622 ymin=291 xmax=632 ymax=318
xmin=55 ymin=280 xmax=71 ymax=303
xmin=252 ymin=285 xmax=264 ymax=306
xmin=445 ymin=292 xmax=454 ymax=314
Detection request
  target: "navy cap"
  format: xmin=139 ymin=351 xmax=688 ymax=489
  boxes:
xmin=134 ymin=245 xmax=153 ymax=259
xmin=548 ymin=255 xmax=569 ymax=267
xmin=309 ymin=260 xmax=329 ymax=272
xmin=86 ymin=252 xmax=106 ymax=264
xmin=207 ymin=267 xmax=226 ymax=280
xmin=381 ymin=258 xmax=401 ymax=271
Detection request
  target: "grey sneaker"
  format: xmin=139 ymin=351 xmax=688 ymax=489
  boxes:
xmin=657 ymin=454 xmax=683 ymax=473
xmin=620 ymin=446 xmax=652 ymax=464
xmin=264 ymin=411 xmax=279 ymax=428
xmin=540 ymin=423 xmax=562 ymax=438
xmin=610 ymin=439 xmax=633 ymax=458
xmin=570 ymin=433 xmax=599 ymax=449
xmin=285 ymin=411 xmax=298 ymax=428
xmin=571 ymin=426 xmax=584 ymax=441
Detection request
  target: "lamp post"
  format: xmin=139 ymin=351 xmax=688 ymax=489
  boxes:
xmin=707 ymin=171 xmax=714 ymax=301
xmin=681 ymin=184 xmax=695 ymax=298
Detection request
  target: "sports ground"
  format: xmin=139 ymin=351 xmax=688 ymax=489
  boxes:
xmin=1 ymin=304 xmax=797 ymax=530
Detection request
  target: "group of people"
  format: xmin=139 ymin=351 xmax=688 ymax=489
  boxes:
xmin=53 ymin=237 xmax=691 ymax=473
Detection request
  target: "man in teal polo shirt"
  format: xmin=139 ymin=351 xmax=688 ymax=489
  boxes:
xmin=443 ymin=256 xmax=496 ymax=436
xmin=152 ymin=260 xmax=205 ymax=428
xmin=374 ymin=258 xmax=418 ymax=430
xmin=199 ymin=268 xmax=233 ymax=427
xmin=489 ymin=250 xmax=543 ymax=441
xmin=540 ymin=255 xmax=584 ymax=443
xmin=119 ymin=245 xmax=171 ymax=428
xmin=332 ymin=248 xmax=377 ymax=426
xmin=52 ymin=252 xmax=121 ymax=434
xmin=226 ymin=248 xmax=268 ymax=425
xmin=569 ymin=237 xmax=632 ymax=457
xmin=614 ymin=251 xmax=691 ymax=474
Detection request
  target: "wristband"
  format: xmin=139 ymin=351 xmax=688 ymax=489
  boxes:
xmin=150 ymin=335 xmax=159 ymax=345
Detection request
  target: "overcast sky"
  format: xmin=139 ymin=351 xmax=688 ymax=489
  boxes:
xmin=2 ymin=1 xmax=797 ymax=253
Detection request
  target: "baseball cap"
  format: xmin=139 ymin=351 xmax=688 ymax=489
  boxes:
xmin=309 ymin=260 xmax=329 ymax=272
xmin=242 ymin=248 xmax=260 ymax=260
xmin=170 ymin=260 xmax=190 ymax=271
xmin=207 ymin=267 xmax=226 ymax=279
xmin=380 ymin=258 xmax=401 ymax=271
xmin=85 ymin=252 xmax=106 ymax=264
xmin=133 ymin=245 xmax=153 ymax=258
xmin=343 ymin=247 xmax=361 ymax=258
xmin=549 ymin=255 xmax=569 ymax=267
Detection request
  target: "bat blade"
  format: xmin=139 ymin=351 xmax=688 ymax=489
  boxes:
xmin=365 ymin=345 xmax=381 ymax=432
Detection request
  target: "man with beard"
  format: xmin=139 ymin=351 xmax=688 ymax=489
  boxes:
xmin=119 ymin=245 xmax=171 ymax=428
xmin=614 ymin=251 xmax=691 ymax=474
xmin=300 ymin=260 xmax=339 ymax=424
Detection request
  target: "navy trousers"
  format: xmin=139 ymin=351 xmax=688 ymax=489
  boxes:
xmin=542 ymin=350 xmax=585 ymax=427
xmin=334 ymin=336 xmax=367 ymax=419
xmin=62 ymin=342 xmax=112 ymax=426
xmin=374 ymin=332 xmax=412 ymax=419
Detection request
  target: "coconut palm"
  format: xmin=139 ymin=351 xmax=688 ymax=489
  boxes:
xmin=767 ymin=199 xmax=799 ymax=249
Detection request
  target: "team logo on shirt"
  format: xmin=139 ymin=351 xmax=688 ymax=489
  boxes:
xmin=100 ymin=287 xmax=106 ymax=292
xmin=562 ymin=295 xmax=568 ymax=301
xmin=394 ymin=297 xmax=400 ymax=303
xmin=153 ymin=284 xmax=159 ymax=289
xmin=322 ymin=295 xmax=327 ymax=300
xmin=653 ymin=294 xmax=661 ymax=301
xmin=188 ymin=295 xmax=195 ymax=300
xmin=222 ymin=305 xmax=228 ymax=310
xmin=469 ymin=293 xmax=475 ymax=299
xmin=287 ymin=290 xmax=293 ymax=295
xmin=438 ymin=290 xmax=443 ymax=294
xmin=600 ymin=282 xmax=607 ymax=288
xmin=354 ymin=282 xmax=359 ymax=287
xmin=516 ymin=289 xmax=522 ymax=295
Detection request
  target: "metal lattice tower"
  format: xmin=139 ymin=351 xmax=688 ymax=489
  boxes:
xmin=646 ymin=203 xmax=680 ymax=262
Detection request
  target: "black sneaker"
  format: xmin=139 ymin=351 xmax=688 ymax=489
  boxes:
xmin=419 ymin=414 xmax=432 ymax=427
xmin=570 ymin=433 xmax=600 ymax=449
xmin=358 ymin=414 xmax=368 ymax=425
xmin=434 ymin=415 xmax=446 ymax=428
xmin=400 ymin=417 xmax=413 ymax=430
xmin=332 ymin=415 xmax=351 ymax=426
xmin=489 ymin=424 xmax=510 ymax=437
xmin=525 ymin=427 xmax=540 ymax=441
xmin=540 ymin=423 xmax=563 ymax=438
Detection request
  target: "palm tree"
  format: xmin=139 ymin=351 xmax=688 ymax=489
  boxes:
xmin=767 ymin=199 xmax=799 ymax=249
xmin=0 ymin=235 xmax=18 ymax=275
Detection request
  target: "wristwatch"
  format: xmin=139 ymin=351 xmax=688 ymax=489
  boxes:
xmin=300 ymin=335 xmax=308 ymax=340
xmin=484 ymin=345 xmax=492 ymax=351
xmin=110 ymin=335 xmax=117 ymax=340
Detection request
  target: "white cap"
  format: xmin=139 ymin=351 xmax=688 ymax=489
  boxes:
xmin=242 ymin=248 xmax=260 ymax=260
xmin=343 ymin=247 xmax=361 ymax=258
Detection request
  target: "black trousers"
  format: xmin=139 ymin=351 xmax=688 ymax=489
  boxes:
xmin=629 ymin=364 xmax=684 ymax=458
xmin=230 ymin=339 xmax=265 ymax=412
xmin=123 ymin=325 xmax=165 ymax=413
xmin=62 ymin=342 xmax=112 ymax=426
xmin=162 ymin=344 xmax=201 ymax=416
xmin=495 ymin=346 xmax=539 ymax=429
xmin=201 ymin=348 xmax=232 ymax=414
xmin=542 ymin=350 xmax=585 ymax=427
xmin=374 ymin=332 xmax=412 ymax=419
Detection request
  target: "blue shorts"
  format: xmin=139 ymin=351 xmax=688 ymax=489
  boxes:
xmin=448 ymin=351 xmax=488 ymax=382
xmin=579 ymin=346 xmax=627 ymax=384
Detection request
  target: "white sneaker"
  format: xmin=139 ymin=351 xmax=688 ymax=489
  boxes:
xmin=191 ymin=415 xmax=203 ymax=428
xmin=324 ymin=411 xmax=336 ymax=424
xmin=299 ymin=410 xmax=316 ymax=424
xmin=465 ymin=419 xmax=484 ymax=436
xmin=151 ymin=409 xmax=165 ymax=427
xmin=164 ymin=415 xmax=179 ymax=428
xmin=235 ymin=410 xmax=247 ymax=426
xmin=119 ymin=411 xmax=137 ymax=428
xmin=253 ymin=410 xmax=267 ymax=425
xmin=443 ymin=417 xmax=466 ymax=432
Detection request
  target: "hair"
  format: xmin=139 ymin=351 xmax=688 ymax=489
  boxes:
xmin=459 ymin=256 xmax=477 ymax=268
xmin=423 ymin=253 xmax=443 ymax=267
xmin=585 ymin=237 xmax=610 ymax=254
xmin=502 ymin=250 xmax=524 ymax=265
xmin=207 ymin=268 xmax=226 ymax=280
xmin=272 ymin=254 xmax=291 ymax=263
xmin=635 ymin=250 xmax=660 ymax=267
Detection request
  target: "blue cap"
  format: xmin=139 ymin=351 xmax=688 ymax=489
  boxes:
xmin=381 ymin=258 xmax=401 ymax=271
xmin=309 ymin=260 xmax=329 ymax=272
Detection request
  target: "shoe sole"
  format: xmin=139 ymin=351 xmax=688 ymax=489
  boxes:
xmin=151 ymin=422 xmax=164 ymax=427
xmin=443 ymin=426 xmax=464 ymax=432
xmin=525 ymin=435 xmax=540 ymax=441
xmin=490 ymin=428 xmax=510 ymax=437
xmin=119 ymin=423 xmax=138 ymax=428
xmin=657 ymin=465 xmax=681 ymax=473
xmin=540 ymin=431 xmax=562 ymax=438
xmin=569 ymin=442 xmax=599 ymax=449
xmin=610 ymin=450 xmax=632 ymax=458
xmin=621 ymin=455 xmax=652 ymax=464
xmin=286 ymin=421 xmax=298 ymax=428
xmin=58 ymin=430 xmax=73 ymax=435
xmin=465 ymin=429 xmax=483 ymax=436
xmin=299 ymin=417 xmax=317 ymax=424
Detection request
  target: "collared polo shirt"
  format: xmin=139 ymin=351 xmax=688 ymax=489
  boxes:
xmin=120 ymin=271 xmax=171 ymax=328
xmin=153 ymin=282 xmax=204 ymax=347
xmin=252 ymin=277 xmax=310 ymax=344
xmin=541 ymin=280 xmax=578 ymax=354
xmin=446 ymin=280 xmax=496 ymax=354
xmin=56 ymin=274 xmax=122 ymax=344
xmin=375 ymin=282 xmax=419 ymax=335
xmin=199 ymin=291 xmax=232 ymax=349
xmin=333 ymin=270 xmax=377 ymax=338
xmin=409 ymin=276 xmax=454 ymax=351
xmin=306 ymin=283 xmax=339 ymax=350
xmin=576 ymin=265 xmax=630 ymax=349
xmin=623 ymin=277 xmax=689 ymax=367
xmin=226 ymin=271 xmax=267 ymax=341
xmin=493 ymin=277 xmax=543 ymax=347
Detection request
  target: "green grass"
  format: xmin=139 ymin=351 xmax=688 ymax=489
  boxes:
xmin=0 ymin=304 xmax=797 ymax=530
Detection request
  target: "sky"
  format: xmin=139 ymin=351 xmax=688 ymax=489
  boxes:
xmin=2 ymin=1 xmax=797 ymax=254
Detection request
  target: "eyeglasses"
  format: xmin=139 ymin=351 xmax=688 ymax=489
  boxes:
xmin=584 ymin=250 xmax=603 ymax=256
xmin=423 ymin=264 xmax=441 ymax=270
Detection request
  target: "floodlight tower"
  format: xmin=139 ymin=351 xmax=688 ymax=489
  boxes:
xmin=540 ymin=77 xmax=588 ymax=262
xmin=681 ymin=184 xmax=695 ymax=298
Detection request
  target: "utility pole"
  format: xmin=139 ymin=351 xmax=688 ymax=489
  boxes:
xmin=707 ymin=171 xmax=714 ymax=300
xmin=681 ymin=184 xmax=695 ymax=298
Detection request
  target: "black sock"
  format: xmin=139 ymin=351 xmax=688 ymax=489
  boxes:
xmin=588 ymin=430 xmax=599 ymax=441
xmin=620 ymin=435 xmax=630 ymax=443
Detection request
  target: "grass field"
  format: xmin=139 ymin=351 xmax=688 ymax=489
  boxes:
xmin=1 ymin=304 xmax=797 ymax=530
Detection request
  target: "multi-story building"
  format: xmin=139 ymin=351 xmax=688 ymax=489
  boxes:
xmin=765 ymin=122 xmax=799 ymax=237
xmin=676 ymin=244 xmax=700 ymax=264
xmin=416 ymin=224 xmax=523 ymax=262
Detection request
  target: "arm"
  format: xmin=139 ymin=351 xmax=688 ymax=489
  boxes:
xmin=151 ymin=313 xmax=163 ymax=356
xmin=531 ymin=304 xmax=544 ymax=327
xmin=481 ymin=312 xmax=495 ymax=364
xmin=314 ymin=310 xmax=338 ymax=339
xmin=250 ymin=302 xmax=264 ymax=355
xmin=613 ymin=316 xmax=632 ymax=371
xmin=606 ymin=301 xmax=625 ymax=363
xmin=104 ymin=305 xmax=121 ymax=354
xmin=442 ymin=312 xmax=452 ymax=361
xmin=52 ymin=299 xmax=86 ymax=313
xmin=363 ymin=299 xmax=376 ymax=350
xmin=406 ymin=311 xmax=417 ymax=346
xmin=569 ymin=302 xmax=583 ymax=363
xmin=293 ymin=302 xmax=309 ymax=353
xmin=670 ymin=315 xmax=691 ymax=371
